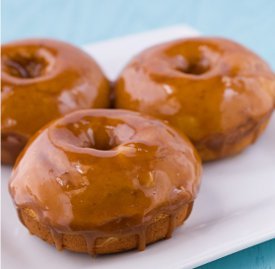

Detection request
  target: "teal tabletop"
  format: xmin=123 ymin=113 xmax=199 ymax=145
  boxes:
xmin=2 ymin=0 xmax=275 ymax=268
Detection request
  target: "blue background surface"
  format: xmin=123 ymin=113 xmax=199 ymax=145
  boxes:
xmin=2 ymin=0 xmax=275 ymax=268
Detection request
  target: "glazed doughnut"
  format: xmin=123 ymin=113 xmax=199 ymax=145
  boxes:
xmin=9 ymin=109 xmax=201 ymax=254
xmin=115 ymin=37 xmax=275 ymax=161
xmin=1 ymin=39 xmax=110 ymax=165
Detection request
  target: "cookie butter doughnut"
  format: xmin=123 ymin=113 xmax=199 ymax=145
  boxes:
xmin=9 ymin=109 xmax=201 ymax=255
xmin=115 ymin=37 xmax=275 ymax=161
xmin=1 ymin=39 xmax=110 ymax=165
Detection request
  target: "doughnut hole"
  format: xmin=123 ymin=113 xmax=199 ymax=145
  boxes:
xmin=167 ymin=43 xmax=219 ymax=76
xmin=82 ymin=125 xmax=118 ymax=151
xmin=179 ymin=57 xmax=210 ymax=75
xmin=2 ymin=48 xmax=55 ymax=79
xmin=59 ymin=117 xmax=136 ymax=151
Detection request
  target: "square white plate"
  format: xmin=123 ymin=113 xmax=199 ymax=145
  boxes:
xmin=1 ymin=25 xmax=275 ymax=269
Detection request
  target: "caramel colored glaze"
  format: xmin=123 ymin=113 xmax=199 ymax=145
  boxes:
xmin=1 ymin=39 xmax=110 ymax=164
xmin=9 ymin=109 xmax=201 ymax=254
xmin=115 ymin=37 xmax=275 ymax=161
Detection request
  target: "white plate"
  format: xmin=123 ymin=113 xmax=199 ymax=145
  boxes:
xmin=1 ymin=25 xmax=275 ymax=269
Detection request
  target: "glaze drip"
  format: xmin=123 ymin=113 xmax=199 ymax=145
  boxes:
xmin=137 ymin=227 xmax=147 ymax=251
xmin=166 ymin=212 xmax=177 ymax=238
xmin=84 ymin=233 xmax=98 ymax=256
xmin=50 ymin=229 xmax=63 ymax=251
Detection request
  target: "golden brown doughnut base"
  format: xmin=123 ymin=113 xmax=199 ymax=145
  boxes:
xmin=19 ymin=203 xmax=193 ymax=255
xmin=196 ymin=113 xmax=271 ymax=161
xmin=1 ymin=133 xmax=27 ymax=165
